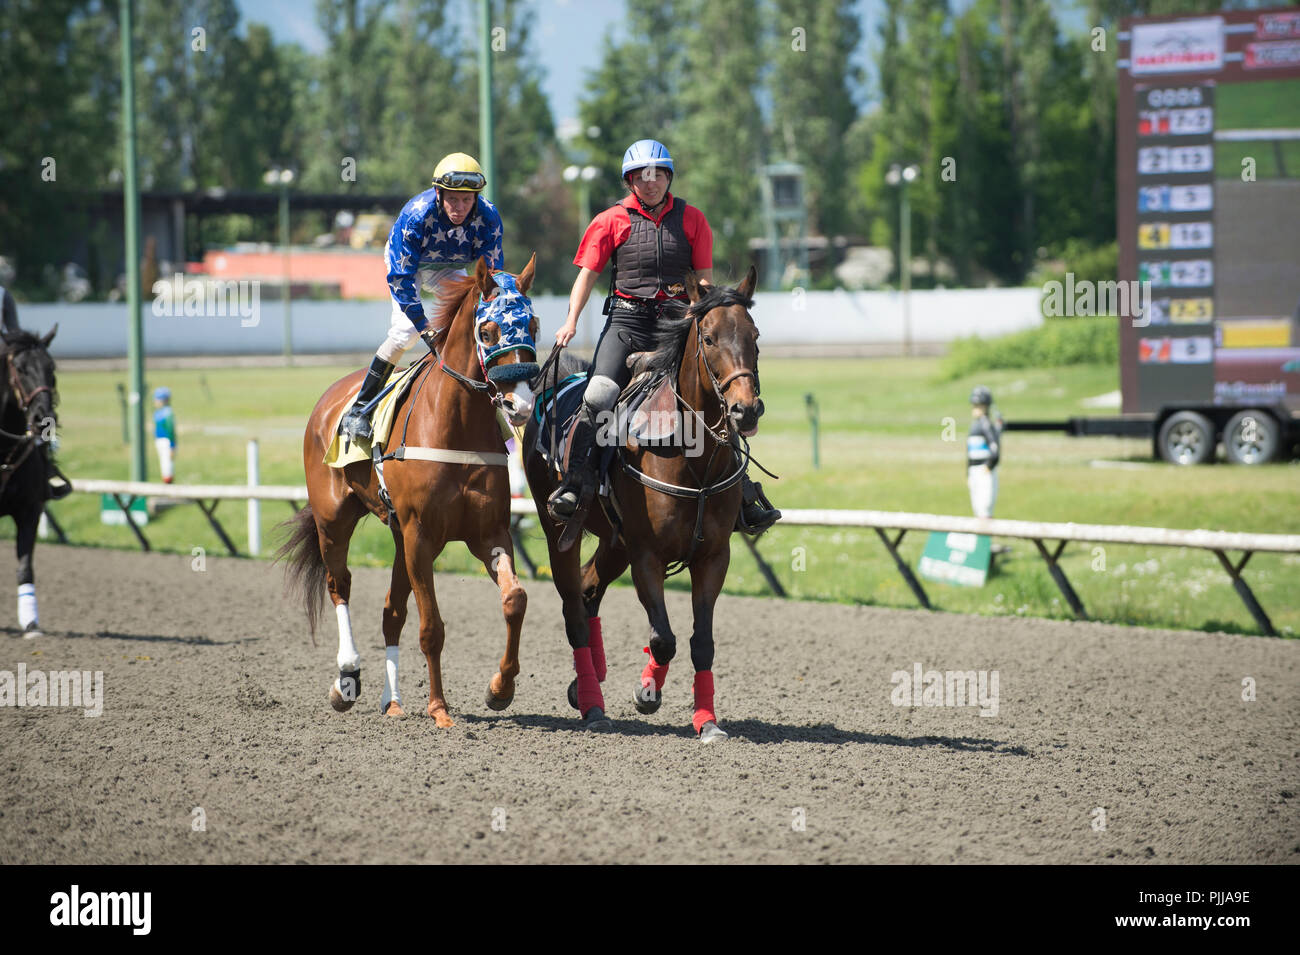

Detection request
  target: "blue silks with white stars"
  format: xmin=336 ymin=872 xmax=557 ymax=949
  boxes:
xmin=476 ymin=272 xmax=539 ymax=383
xmin=385 ymin=187 xmax=504 ymax=332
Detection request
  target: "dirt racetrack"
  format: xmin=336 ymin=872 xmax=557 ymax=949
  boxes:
xmin=0 ymin=544 xmax=1295 ymax=864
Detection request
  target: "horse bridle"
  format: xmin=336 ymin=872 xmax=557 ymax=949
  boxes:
xmin=0 ymin=348 xmax=55 ymax=494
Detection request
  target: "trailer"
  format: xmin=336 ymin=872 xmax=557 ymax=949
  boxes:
xmin=1063 ymin=7 xmax=1300 ymax=465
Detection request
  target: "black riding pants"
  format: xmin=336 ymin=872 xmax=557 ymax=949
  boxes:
xmin=589 ymin=313 xmax=664 ymax=397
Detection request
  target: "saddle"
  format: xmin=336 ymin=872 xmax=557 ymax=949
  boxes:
xmin=535 ymin=355 xmax=682 ymax=493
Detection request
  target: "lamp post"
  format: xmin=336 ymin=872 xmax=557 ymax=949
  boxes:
xmin=886 ymin=163 xmax=919 ymax=357
xmin=264 ymin=167 xmax=295 ymax=364
xmin=120 ymin=0 xmax=146 ymax=481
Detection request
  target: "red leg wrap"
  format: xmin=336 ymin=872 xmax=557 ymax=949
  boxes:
xmin=573 ymin=646 xmax=604 ymax=716
xmin=641 ymin=646 xmax=669 ymax=691
xmin=588 ymin=617 xmax=606 ymax=683
xmin=692 ymin=670 xmax=717 ymax=735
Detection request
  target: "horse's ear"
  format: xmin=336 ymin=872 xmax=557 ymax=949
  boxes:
xmin=516 ymin=253 xmax=537 ymax=295
xmin=685 ymin=270 xmax=704 ymax=303
xmin=475 ymin=256 xmax=495 ymax=299
xmin=40 ymin=324 xmax=58 ymax=347
xmin=736 ymin=266 xmax=757 ymax=300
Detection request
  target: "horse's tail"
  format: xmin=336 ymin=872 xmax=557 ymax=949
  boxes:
xmin=273 ymin=504 xmax=326 ymax=645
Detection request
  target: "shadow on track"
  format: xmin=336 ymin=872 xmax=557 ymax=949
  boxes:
xmin=457 ymin=712 xmax=1032 ymax=754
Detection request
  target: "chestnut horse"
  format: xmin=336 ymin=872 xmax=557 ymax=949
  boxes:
xmin=279 ymin=256 xmax=539 ymax=726
xmin=524 ymin=267 xmax=764 ymax=741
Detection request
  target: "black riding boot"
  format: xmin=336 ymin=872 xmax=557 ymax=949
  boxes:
xmin=735 ymin=473 xmax=780 ymax=535
xmin=547 ymin=406 xmax=600 ymax=522
xmin=44 ymin=450 xmax=71 ymax=500
xmin=339 ymin=356 xmax=394 ymax=446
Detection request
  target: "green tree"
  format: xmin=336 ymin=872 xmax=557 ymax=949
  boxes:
xmin=767 ymin=0 xmax=862 ymax=239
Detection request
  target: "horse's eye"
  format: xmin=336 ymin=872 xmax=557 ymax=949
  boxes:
xmin=703 ymin=335 xmax=714 ymax=347
xmin=479 ymin=324 xmax=496 ymax=344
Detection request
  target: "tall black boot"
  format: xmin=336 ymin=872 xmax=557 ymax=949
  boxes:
xmin=339 ymin=356 xmax=394 ymax=446
xmin=547 ymin=406 xmax=600 ymax=522
xmin=44 ymin=448 xmax=72 ymax=500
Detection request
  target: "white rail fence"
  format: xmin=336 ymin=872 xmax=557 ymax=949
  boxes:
xmin=60 ymin=480 xmax=1299 ymax=636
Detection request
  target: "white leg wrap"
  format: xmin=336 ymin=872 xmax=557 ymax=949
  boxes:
xmin=17 ymin=583 xmax=37 ymax=629
xmin=381 ymin=645 xmax=401 ymax=708
xmin=336 ymin=604 xmax=360 ymax=671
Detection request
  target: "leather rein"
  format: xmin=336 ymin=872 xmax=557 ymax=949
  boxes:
xmin=0 ymin=348 xmax=55 ymax=495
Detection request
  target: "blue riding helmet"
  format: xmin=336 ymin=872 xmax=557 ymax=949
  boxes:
xmin=621 ymin=139 xmax=674 ymax=178
xmin=474 ymin=272 xmax=540 ymax=383
xmin=153 ymin=386 xmax=171 ymax=402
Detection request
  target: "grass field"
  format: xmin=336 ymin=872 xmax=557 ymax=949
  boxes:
xmin=17 ymin=356 xmax=1300 ymax=638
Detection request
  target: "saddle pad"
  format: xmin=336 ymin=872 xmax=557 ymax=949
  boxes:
xmin=323 ymin=362 xmax=425 ymax=468
xmin=534 ymin=372 xmax=588 ymax=466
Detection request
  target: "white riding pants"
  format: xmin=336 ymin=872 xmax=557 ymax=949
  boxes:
xmin=378 ymin=267 xmax=467 ymax=364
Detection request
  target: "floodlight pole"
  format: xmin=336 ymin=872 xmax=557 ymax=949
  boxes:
xmin=121 ymin=0 xmax=146 ymax=481
xmin=478 ymin=0 xmax=496 ymax=205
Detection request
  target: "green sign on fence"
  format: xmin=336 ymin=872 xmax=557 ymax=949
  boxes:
xmin=918 ymin=531 xmax=991 ymax=587
xmin=100 ymin=494 xmax=149 ymax=527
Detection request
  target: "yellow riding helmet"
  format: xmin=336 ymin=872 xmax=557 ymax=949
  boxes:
xmin=432 ymin=153 xmax=487 ymax=193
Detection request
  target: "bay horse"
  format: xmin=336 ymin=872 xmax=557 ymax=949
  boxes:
xmin=524 ymin=267 xmax=764 ymax=740
xmin=278 ymin=256 xmax=539 ymax=726
xmin=0 ymin=325 xmax=60 ymax=639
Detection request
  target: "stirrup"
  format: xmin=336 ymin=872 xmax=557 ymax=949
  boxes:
xmin=735 ymin=481 xmax=781 ymax=536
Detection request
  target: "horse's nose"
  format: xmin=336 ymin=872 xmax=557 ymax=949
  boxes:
xmin=504 ymin=383 xmax=534 ymax=426
xmin=730 ymin=401 xmax=760 ymax=436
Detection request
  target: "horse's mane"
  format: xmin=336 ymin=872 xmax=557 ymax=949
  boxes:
xmin=640 ymin=285 xmax=755 ymax=378
xmin=426 ymin=273 xmax=484 ymax=351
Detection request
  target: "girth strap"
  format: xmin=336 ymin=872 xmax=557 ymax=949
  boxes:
xmin=389 ymin=446 xmax=509 ymax=467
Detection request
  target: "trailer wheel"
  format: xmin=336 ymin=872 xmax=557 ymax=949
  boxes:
xmin=1224 ymin=410 xmax=1278 ymax=465
xmin=1158 ymin=411 xmax=1215 ymax=465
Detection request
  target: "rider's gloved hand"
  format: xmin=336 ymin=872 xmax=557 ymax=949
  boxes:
xmin=421 ymin=328 xmax=439 ymax=354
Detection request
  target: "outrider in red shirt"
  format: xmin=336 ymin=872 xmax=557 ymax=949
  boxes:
xmin=574 ymin=192 xmax=713 ymax=301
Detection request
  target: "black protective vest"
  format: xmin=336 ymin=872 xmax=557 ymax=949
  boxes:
xmin=611 ymin=199 xmax=693 ymax=299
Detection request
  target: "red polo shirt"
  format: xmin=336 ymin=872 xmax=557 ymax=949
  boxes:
xmin=573 ymin=193 xmax=713 ymax=299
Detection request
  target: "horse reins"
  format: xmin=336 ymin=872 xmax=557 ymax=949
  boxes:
xmin=0 ymin=349 xmax=55 ymax=495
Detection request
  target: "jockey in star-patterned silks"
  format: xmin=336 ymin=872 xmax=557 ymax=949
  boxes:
xmin=338 ymin=152 xmax=504 ymax=445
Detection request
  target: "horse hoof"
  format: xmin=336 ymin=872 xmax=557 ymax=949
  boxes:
xmin=428 ymin=705 xmax=455 ymax=728
xmin=381 ymin=700 xmax=406 ymax=718
xmin=22 ymin=625 xmax=43 ymax=640
xmin=698 ymin=721 xmax=728 ymax=744
xmin=567 ymin=679 xmax=580 ymax=712
xmin=329 ymin=669 xmax=361 ymax=712
xmin=583 ymin=707 xmax=612 ymax=732
xmin=485 ymin=688 xmax=514 ymax=711
xmin=633 ymin=682 xmax=662 ymax=715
